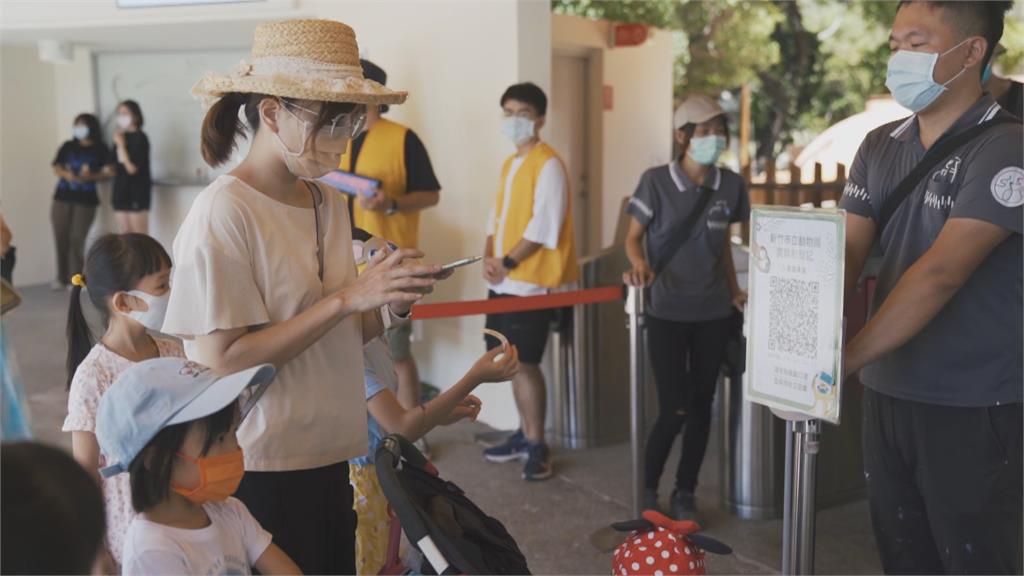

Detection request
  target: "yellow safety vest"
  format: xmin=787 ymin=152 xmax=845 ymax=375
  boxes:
xmin=493 ymin=143 xmax=579 ymax=288
xmin=340 ymin=118 xmax=419 ymax=249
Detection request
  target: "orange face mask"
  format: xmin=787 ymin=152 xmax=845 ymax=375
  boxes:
xmin=171 ymin=449 xmax=245 ymax=504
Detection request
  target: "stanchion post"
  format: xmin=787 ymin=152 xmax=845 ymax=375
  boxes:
xmin=782 ymin=418 xmax=821 ymax=575
xmin=626 ymin=286 xmax=646 ymax=518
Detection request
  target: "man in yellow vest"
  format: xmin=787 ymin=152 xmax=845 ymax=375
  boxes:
xmin=481 ymin=82 xmax=579 ymax=481
xmin=340 ymin=60 xmax=442 ymax=454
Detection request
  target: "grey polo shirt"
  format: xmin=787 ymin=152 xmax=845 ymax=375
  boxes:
xmin=840 ymin=95 xmax=1023 ymax=407
xmin=627 ymin=161 xmax=750 ymax=322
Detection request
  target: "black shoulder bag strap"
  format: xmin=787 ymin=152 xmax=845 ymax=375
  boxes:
xmin=879 ymin=115 xmax=1019 ymax=231
xmin=304 ymin=180 xmax=326 ymax=282
xmin=651 ymin=184 xmax=716 ymax=274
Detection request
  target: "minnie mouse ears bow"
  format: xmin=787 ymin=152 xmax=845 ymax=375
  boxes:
xmin=611 ymin=510 xmax=733 ymax=556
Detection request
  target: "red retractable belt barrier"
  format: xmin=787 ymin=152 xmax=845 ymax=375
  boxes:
xmin=410 ymin=285 xmax=624 ymax=320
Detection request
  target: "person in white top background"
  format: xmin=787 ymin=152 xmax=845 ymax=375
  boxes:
xmin=481 ymin=82 xmax=579 ymax=482
xmin=162 ymin=19 xmax=439 ymax=574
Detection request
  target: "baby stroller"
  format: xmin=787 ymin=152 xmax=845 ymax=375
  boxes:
xmin=374 ymin=434 xmax=530 ymax=575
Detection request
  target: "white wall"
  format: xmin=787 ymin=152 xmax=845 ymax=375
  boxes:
xmin=0 ymin=44 xmax=108 ymax=288
xmin=1 ymin=46 xmax=58 ymax=287
xmin=0 ymin=3 xmax=671 ymax=432
xmin=1 ymin=0 xmax=549 ymax=430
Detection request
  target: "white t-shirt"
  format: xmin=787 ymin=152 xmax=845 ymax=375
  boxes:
xmin=163 ymin=175 xmax=367 ymax=471
xmin=487 ymin=155 xmax=569 ymax=296
xmin=121 ymin=497 xmax=271 ymax=576
xmin=62 ymin=338 xmax=184 ymax=566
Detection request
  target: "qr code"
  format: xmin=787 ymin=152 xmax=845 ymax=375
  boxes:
xmin=767 ymin=276 xmax=819 ymax=359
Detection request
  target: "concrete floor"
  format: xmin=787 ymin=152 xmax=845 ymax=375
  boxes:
xmin=4 ymin=285 xmax=883 ymax=575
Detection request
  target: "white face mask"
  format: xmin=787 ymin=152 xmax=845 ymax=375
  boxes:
xmin=885 ymin=38 xmax=970 ymax=113
xmin=502 ymin=116 xmax=535 ymax=146
xmin=274 ymin=104 xmax=349 ymax=179
xmin=124 ymin=290 xmax=169 ymax=332
xmin=687 ymin=135 xmax=727 ymax=166
xmin=72 ymin=125 xmax=90 ymax=140
xmin=116 ymin=114 xmax=133 ymax=130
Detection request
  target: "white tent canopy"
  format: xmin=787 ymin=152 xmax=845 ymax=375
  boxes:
xmin=795 ymin=96 xmax=911 ymax=182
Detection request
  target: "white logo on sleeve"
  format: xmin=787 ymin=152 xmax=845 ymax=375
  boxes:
xmin=991 ymin=167 xmax=1024 ymax=208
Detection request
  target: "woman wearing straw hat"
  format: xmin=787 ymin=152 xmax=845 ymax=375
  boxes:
xmin=162 ymin=19 xmax=439 ymax=573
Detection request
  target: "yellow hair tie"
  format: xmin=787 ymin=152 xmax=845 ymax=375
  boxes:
xmin=70 ymin=274 xmax=86 ymax=287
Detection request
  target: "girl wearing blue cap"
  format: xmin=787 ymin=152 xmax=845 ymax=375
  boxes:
xmin=96 ymin=358 xmax=298 ymax=575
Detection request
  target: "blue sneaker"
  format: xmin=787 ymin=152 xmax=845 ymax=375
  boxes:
xmin=483 ymin=429 xmax=528 ymax=463
xmin=522 ymin=442 xmax=553 ymax=481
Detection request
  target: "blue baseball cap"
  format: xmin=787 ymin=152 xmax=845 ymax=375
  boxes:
xmin=95 ymin=358 xmax=275 ymax=478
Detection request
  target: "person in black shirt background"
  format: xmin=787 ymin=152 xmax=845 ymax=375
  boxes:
xmin=50 ymin=113 xmax=112 ymax=290
xmin=111 ymin=100 xmax=152 ymax=235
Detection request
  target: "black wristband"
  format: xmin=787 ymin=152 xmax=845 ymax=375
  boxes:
xmin=502 ymin=255 xmax=518 ymax=270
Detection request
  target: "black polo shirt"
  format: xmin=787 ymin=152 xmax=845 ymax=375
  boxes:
xmin=840 ymin=95 xmax=1022 ymax=407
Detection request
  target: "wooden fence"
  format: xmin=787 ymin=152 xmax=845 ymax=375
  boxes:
xmin=737 ymin=159 xmax=848 ymax=242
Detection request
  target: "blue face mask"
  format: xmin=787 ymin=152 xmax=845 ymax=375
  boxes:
xmin=885 ymin=38 xmax=970 ymax=113
xmin=981 ymin=63 xmax=993 ymax=85
xmin=687 ymin=135 xmax=727 ymax=166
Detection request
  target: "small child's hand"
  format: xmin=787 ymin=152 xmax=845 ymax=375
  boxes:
xmin=467 ymin=344 xmax=520 ymax=384
xmin=439 ymin=394 xmax=483 ymax=426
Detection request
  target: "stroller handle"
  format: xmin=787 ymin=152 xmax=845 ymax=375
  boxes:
xmin=375 ymin=434 xmax=433 ymax=474
xmin=375 ymin=435 xmax=459 ymax=575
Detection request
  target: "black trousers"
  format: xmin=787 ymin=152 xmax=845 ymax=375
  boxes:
xmin=863 ymin=387 xmax=1023 ymax=574
xmin=643 ymin=314 xmax=733 ymax=493
xmin=235 ymin=462 xmax=357 ymax=575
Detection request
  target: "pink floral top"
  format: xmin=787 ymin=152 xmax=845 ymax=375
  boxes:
xmin=62 ymin=338 xmax=184 ymax=564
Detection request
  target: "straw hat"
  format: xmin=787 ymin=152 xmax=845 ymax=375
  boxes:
xmin=192 ymin=19 xmax=407 ymax=106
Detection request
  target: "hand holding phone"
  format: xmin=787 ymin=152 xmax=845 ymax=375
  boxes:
xmin=440 ymin=256 xmax=483 ymax=272
xmin=418 ymin=256 xmax=482 ymax=280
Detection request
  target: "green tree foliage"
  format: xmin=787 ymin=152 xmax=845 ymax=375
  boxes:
xmin=553 ymin=0 xmax=897 ymax=159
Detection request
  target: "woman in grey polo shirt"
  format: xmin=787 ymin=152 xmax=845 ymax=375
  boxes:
xmin=623 ymin=94 xmax=749 ymax=522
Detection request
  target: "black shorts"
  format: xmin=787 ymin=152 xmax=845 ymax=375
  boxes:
xmin=112 ymin=180 xmax=151 ymax=212
xmin=483 ymin=290 xmax=558 ymax=365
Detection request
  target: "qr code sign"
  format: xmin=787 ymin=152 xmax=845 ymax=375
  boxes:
xmin=767 ymin=276 xmax=819 ymax=359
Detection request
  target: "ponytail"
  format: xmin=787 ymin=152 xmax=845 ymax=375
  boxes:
xmin=201 ymin=93 xmax=247 ymax=167
xmin=64 ymin=234 xmax=172 ymax=390
xmin=65 ymin=283 xmax=94 ymax=391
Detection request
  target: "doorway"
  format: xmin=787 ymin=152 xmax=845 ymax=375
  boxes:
xmin=549 ymin=52 xmax=596 ymax=256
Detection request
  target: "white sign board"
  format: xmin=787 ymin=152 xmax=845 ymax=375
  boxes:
xmin=745 ymin=207 xmax=845 ymax=424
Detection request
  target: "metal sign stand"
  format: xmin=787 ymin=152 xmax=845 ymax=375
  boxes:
xmin=626 ymin=286 xmax=646 ymax=518
xmin=780 ymin=416 xmax=821 ymax=575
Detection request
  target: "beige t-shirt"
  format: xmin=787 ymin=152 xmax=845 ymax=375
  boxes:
xmin=163 ymin=175 xmax=367 ymax=472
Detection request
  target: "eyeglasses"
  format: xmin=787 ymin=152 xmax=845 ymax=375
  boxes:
xmin=284 ymin=101 xmax=368 ymax=141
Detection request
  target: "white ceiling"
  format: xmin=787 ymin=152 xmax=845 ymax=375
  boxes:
xmin=0 ymin=20 xmax=264 ymax=51
xmin=0 ymin=0 xmax=309 ymax=51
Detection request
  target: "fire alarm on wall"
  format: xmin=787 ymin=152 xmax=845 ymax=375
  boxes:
xmin=609 ymin=23 xmax=649 ymax=48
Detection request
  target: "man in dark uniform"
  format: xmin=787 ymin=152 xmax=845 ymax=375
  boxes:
xmin=841 ymin=2 xmax=1022 ymax=573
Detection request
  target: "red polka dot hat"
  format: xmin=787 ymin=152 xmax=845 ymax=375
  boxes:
xmin=611 ymin=510 xmax=732 ymax=576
